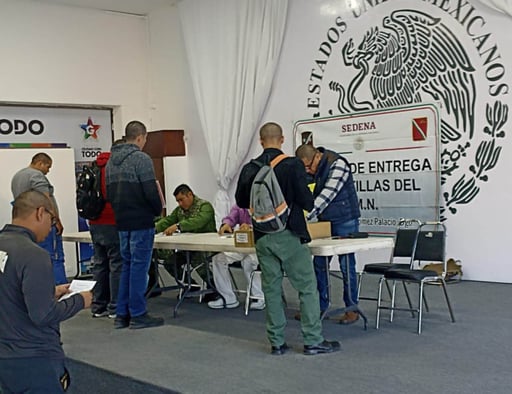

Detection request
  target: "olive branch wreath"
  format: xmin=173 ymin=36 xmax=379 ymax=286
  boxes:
xmin=440 ymin=100 xmax=508 ymax=220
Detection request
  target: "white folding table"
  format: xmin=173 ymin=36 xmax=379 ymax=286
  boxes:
xmin=63 ymin=232 xmax=393 ymax=320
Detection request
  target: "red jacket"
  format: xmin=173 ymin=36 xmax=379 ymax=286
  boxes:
xmin=89 ymin=152 xmax=116 ymax=226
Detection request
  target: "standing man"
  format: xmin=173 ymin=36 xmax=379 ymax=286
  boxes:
xmin=0 ymin=190 xmax=92 ymax=393
xmin=236 ymin=122 xmax=340 ymax=356
xmin=295 ymin=143 xmax=361 ymax=325
xmin=89 ymin=140 xmax=124 ymax=319
xmin=106 ymin=121 xmax=164 ymax=329
xmin=207 ymin=204 xmax=265 ymax=310
xmin=11 ymin=152 xmax=67 ymax=284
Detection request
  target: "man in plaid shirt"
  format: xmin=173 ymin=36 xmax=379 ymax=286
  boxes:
xmin=296 ymin=143 xmax=361 ymax=324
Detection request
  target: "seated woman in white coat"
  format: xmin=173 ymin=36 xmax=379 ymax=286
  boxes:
xmin=208 ymin=204 xmax=265 ymax=310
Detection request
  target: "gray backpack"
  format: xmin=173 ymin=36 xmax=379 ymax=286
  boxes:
xmin=250 ymin=154 xmax=290 ymax=233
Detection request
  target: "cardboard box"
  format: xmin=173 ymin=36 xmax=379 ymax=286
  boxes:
xmin=307 ymin=221 xmax=331 ymax=239
xmin=234 ymin=229 xmax=255 ymax=247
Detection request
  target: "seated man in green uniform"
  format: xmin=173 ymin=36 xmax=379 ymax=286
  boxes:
xmin=155 ymin=184 xmax=217 ymax=299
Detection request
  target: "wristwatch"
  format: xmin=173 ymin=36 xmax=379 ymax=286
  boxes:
xmin=176 ymin=223 xmax=181 ymax=232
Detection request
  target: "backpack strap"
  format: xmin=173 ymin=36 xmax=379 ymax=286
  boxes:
xmin=269 ymin=154 xmax=288 ymax=168
xmin=251 ymin=154 xmax=288 ymax=169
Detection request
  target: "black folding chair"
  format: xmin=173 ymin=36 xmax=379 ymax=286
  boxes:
xmin=376 ymin=222 xmax=456 ymax=334
xmin=358 ymin=219 xmax=421 ymax=310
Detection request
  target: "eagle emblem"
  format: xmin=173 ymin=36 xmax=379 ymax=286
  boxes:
xmin=327 ymin=10 xmax=506 ymax=219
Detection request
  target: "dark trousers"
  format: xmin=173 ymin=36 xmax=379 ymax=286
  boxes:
xmin=90 ymin=224 xmax=122 ymax=314
xmin=0 ymin=357 xmax=68 ymax=393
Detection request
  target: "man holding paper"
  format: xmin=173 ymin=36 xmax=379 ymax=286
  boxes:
xmin=0 ymin=190 xmax=92 ymax=393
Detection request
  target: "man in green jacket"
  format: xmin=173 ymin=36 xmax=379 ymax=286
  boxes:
xmin=155 ymin=184 xmax=217 ymax=296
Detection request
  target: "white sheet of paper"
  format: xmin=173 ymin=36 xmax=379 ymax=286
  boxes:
xmin=59 ymin=279 xmax=96 ymax=301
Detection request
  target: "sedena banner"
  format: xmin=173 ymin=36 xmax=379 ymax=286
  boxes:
xmin=293 ymin=103 xmax=441 ymax=234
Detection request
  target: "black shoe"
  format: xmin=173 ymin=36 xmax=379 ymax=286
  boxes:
xmin=114 ymin=315 xmax=130 ymax=329
xmin=129 ymin=313 xmax=164 ymax=329
xmin=271 ymin=343 xmax=290 ymax=356
xmin=303 ymin=340 xmax=341 ymax=355
xmin=201 ymin=291 xmax=220 ymax=304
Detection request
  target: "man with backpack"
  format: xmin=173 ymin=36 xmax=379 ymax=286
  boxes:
xmin=235 ymin=122 xmax=340 ymax=356
xmin=87 ymin=140 xmax=124 ymax=319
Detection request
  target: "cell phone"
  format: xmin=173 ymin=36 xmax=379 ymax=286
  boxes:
xmin=348 ymin=232 xmax=369 ymax=239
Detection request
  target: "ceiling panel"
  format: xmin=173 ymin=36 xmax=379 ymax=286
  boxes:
xmin=32 ymin=0 xmax=176 ymax=16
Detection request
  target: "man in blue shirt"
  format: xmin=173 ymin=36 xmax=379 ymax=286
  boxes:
xmin=296 ymin=143 xmax=361 ymax=325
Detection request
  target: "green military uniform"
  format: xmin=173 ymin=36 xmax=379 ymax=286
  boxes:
xmin=155 ymin=197 xmax=216 ymax=284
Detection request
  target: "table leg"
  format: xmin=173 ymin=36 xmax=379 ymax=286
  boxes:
xmin=173 ymin=251 xmax=224 ymax=317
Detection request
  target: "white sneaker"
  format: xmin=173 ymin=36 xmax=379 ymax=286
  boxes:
xmin=208 ymin=298 xmax=240 ymax=309
xmin=250 ymin=299 xmax=266 ymax=310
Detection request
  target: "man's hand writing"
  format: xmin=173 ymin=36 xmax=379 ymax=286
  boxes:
xmin=164 ymin=224 xmax=179 ymax=236
xmin=54 ymin=284 xmax=70 ymax=300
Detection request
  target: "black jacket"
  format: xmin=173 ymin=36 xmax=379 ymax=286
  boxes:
xmin=235 ymin=148 xmax=313 ymax=243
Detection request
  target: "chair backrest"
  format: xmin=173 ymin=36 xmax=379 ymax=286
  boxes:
xmin=393 ymin=228 xmax=421 ymax=258
xmin=391 ymin=219 xmax=422 ymax=262
xmin=412 ymin=222 xmax=446 ymax=268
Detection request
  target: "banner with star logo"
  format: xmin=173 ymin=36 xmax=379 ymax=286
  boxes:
xmin=0 ymin=105 xmax=113 ymax=170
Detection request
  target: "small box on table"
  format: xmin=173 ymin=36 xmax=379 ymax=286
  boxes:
xmin=234 ymin=230 xmax=255 ymax=247
xmin=307 ymin=221 xmax=331 ymax=239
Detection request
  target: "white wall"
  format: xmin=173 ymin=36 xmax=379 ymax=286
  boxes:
xmin=147 ymin=5 xmax=218 ymax=204
xmin=261 ymin=0 xmax=512 ymax=283
xmin=3 ymin=0 xmax=511 ymax=282
xmin=147 ymin=1 xmax=512 ymax=283
xmin=0 ymin=0 xmax=151 ymax=135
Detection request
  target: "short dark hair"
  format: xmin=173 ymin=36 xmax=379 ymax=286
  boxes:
xmin=31 ymin=152 xmax=52 ymax=165
xmin=12 ymin=190 xmax=53 ymax=220
xmin=295 ymin=143 xmax=317 ymax=161
xmin=173 ymin=184 xmax=193 ymax=197
xmin=124 ymin=121 xmax=147 ymax=142
xmin=259 ymin=122 xmax=283 ymax=142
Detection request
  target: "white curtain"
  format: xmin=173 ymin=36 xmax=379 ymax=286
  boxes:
xmin=477 ymin=0 xmax=512 ymax=15
xmin=178 ymin=0 xmax=288 ymax=219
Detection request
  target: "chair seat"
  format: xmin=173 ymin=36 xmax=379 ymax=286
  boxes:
xmin=363 ymin=263 xmax=410 ymax=274
xmin=384 ymin=268 xmax=439 ymax=281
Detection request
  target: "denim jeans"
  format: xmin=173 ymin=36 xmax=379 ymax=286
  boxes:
xmin=90 ymin=224 xmax=122 ymax=314
xmin=313 ymin=218 xmax=359 ymax=310
xmin=117 ymin=228 xmax=155 ymax=318
xmin=39 ymin=225 xmax=67 ymax=285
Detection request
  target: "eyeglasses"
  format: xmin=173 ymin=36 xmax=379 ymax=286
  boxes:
xmin=304 ymin=155 xmax=316 ymax=170
xmin=41 ymin=207 xmax=58 ymax=226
